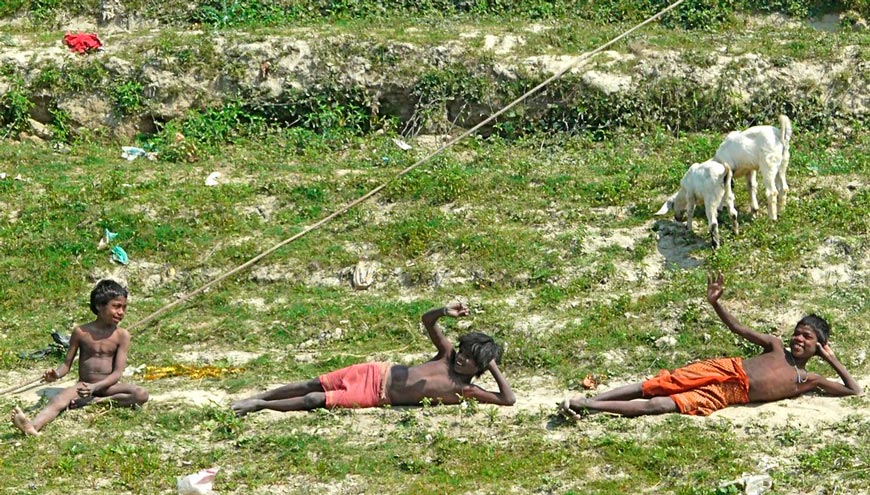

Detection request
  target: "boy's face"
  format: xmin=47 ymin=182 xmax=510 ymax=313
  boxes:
xmin=97 ymin=296 xmax=128 ymax=325
xmin=790 ymin=324 xmax=819 ymax=359
xmin=453 ymin=350 xmax=481 ymax=376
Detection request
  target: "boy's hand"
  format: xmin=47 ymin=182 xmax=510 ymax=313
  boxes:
xmin=817 ymin=343 xmax=836 ymax=361
xmin=43 ymin=369 xmax=59 ymax=382
xmin=76 ymin=383 xmax=92 ymax=398
xmin=444 ymin=301 xmax=470 ymax=318
xmin=706 ymin=271 xmax=725 ymax=304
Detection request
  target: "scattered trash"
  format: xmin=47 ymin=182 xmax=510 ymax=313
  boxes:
xmin=177 ymin=467 xmax=219 ymax=495
xmin=352 ymin=260 xmax=377 ymax=290
xmin=63 ymin=32 xmax=102 ymax=54
xmin=654 ymin=335 xmax=677 ymax=349
xmin=205 ymin=172 xmax=222 ymax=186
xmin=719 ymin=474 xmax=773 ymax=495
xmin=14 ymin=174 xmax=29 ymax=182
xmin=97 ymin=228 xmax=118 ymax=250
xmin=392 ymin=138 xmax=412 ymax=151
xmin=145 ymin=364 xmax=244 ymax=381
xmin=111 ymin=246 xmax=129 ymax=265
xmin=581 ymin=375 xmax=597 ymax=390
xmin=51 ymin=331 xmax=70 ymax=349
xmin=121 ymin=146 xmax=157 ymax=161
xmin=52 ymin=142 xmax=71 ymax=154
xmin=0 ymin=173 xmax=6 ymax=180
xmin=123 ymin=364 xmax=146 ymax=377
xmin=19 ymin=332 xmax=70 ymax=360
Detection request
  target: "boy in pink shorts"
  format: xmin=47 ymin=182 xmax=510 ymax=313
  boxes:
xmin=232 ymin=302 xmax=515 ymax=416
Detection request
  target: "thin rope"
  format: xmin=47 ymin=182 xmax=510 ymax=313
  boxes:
xmin=127 ymin=0 xmax=686 ymax=332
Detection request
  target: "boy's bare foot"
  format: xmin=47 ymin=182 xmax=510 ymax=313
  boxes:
xmin=560 ymin=398 xmax=593 ymax=421
xmin=231 ymin=399 xmax=261 ymax=417
xmin=11 ymin=406 xmax=40 ymax=436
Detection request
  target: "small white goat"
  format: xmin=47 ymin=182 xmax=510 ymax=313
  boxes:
xmin=656 ymin=159 xmax=738 ymax=249
xmin=713 ymin=115 xmax=792 ymax=221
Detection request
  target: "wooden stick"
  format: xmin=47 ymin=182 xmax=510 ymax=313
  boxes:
xmin=0 ymin=377 xmax=44 ymax=397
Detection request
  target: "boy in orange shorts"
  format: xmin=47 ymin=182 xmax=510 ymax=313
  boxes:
xmin=232 ymin=302 xmax=515 ymax=416
xmin=561 ymin=272 xmax=861 ymax=418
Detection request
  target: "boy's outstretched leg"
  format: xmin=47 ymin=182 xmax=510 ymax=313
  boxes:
xmin=26 ymin=385 xmax=82 ymax=433
xmin=562 ymin=383 xmax=678 ymax=418
xmin=232 ymin=392 xmax=327 ymax=416
xmin=232 ymin=378 xmax=325 ymax=417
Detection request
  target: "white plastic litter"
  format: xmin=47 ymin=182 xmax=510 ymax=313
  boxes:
xmin=0 ymin=173 xmax=6 ymax=179
xmin=177 ymin=467 xmax=219 ymax=495
xmin=122 ymin=364 xmax=146 ymax=377
xmin=719 ymin=473 xmax=773 ymax=495
xmin=205 ymin=172 xmax=222 ymax=186
xmin=392 ymin=138 xmax=412 ymax=150
xmin=97 ymin=228 xmax=118 ymax=250
xmin=121 ymin=146 xmax=157 ymax=161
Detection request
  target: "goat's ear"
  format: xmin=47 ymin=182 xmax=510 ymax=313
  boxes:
xmin=654 ymin=197 xmax=674 ymax=216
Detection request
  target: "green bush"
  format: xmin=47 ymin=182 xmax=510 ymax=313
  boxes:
xmin=111 ymin=80 xmax=145 ymax=115
xmin=151 ymin=101 xmax=267 ymax=161
xmin=0 ymin=76 xmax=33 ymax=136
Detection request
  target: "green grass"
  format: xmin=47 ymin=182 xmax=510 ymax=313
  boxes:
xmin=1 ymin=4 xmax=870 ymax=494
xmin=1 ymin=123 xmax=869 ymax=493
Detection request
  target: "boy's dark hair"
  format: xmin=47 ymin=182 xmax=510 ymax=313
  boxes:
xmin=90 ymin=279 xmax=128 ymax=314
xmin=457 ymin=332 xmax=504 ymax=377
xmin=797 ymin=314 xmax=830 ymax=346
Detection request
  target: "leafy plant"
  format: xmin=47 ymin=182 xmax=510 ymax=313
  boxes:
xmin=0 ymin=75 xmax=33 ymax=136
xmin=111 ymin=80 xmax=145 ymax=115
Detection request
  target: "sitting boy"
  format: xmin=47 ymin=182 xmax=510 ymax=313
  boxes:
xmin=11 ymin=280 xmax=149 ymax=436
xmin=562 ymin=272 xmax=862 ymax=418
xmin=232 ymin=302 xmax=515 ymax=416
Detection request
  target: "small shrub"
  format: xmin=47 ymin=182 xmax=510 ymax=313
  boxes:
xmin=0 ymin=76 xmax=33 ymax=136
xmin=111 ymin=80 xmax=145 ymax=115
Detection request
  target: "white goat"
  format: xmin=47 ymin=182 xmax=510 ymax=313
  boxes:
xmin=713 ymin=115 xmax=792 ymax=221
xmin=656 ymin=159 xmax=738 ymax=249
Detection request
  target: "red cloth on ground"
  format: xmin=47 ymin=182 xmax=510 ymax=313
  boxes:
xmin=319 ymin=362 xmax=391 ymax=409
xmin=63 ymin=33 xmax=102 ymax=53
xmin=642 ymin=357 xmax=750 ymax=416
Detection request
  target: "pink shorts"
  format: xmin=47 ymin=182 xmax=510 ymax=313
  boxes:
xmin=318 ymin=362 xmax=392 ymax=409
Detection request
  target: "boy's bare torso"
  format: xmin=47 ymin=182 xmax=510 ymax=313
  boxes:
xmin=742 ymin=342 xmax=814 ymax=402
xmin=386 ymin=358 xmax=469 ymax=406
xmin=76 ymin=324 xmax=125 ymax=384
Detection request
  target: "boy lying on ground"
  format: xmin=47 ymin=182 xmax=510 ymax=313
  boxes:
xmin=562 ymin=272 xmax=861 ymax=418
xmin=232 ymin=302 xmax=515 ymax=416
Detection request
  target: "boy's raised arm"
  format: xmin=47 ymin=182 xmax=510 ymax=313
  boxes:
xmin=707 ymin=272 xmax=779 ymax=351
xmin=421 ymin=302 xmax=468 ymax=359
xmin=461 ymin=360 xmax=516 ymax=406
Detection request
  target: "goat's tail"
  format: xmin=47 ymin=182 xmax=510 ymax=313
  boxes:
xmin=779 ymin=114 xmax=792 ymax=149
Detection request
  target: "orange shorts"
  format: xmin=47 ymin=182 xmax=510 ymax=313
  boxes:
xmin=319 ymin=362 xmax=392 ymax=409
xmin=642 ymin=357 xmax=750 ymax=416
